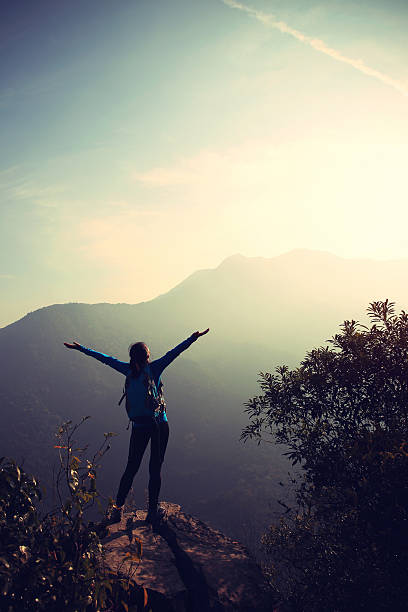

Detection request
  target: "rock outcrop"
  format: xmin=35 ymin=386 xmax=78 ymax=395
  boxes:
xmin=102 ymin=502 xmax=275 ymax=611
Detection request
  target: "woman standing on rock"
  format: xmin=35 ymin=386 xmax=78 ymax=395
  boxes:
xmin=64 ymin=329 xmax=209 ymax=524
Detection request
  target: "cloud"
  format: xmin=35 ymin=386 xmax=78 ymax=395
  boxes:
xmin=11 ymin=183 xmax=64 ymax=206
xmin=0 ymin=170 xmax=65 ymax=207
xmin=72 ymin=207 xmax=165 ymax=264
xmin=132 ymin=145 xmax=272 ymax=190
xmin=222 ymin=0 xmax=408 ymax=97
xmin=133 ymin=166 xmax=199 ymax=186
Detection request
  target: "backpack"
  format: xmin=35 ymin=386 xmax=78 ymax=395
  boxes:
xmin=118 ymin=363 xmax=166 ymax=426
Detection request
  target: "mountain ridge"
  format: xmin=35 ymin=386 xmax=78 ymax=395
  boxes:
xmin=3 ymin=248 xmax=408 ymax=332
xmin=2 ymin=249 xmax=408 ymax=549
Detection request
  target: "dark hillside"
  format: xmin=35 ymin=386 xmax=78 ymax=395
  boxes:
xmin=2 ymin=250 xmax=408 ymax=548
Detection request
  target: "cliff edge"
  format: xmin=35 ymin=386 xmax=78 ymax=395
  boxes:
xmin=102 ymin=502 xmax=275 ymax=611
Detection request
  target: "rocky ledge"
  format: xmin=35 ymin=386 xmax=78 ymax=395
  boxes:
xmin=102 ymin=502 xmax=275 ymax=611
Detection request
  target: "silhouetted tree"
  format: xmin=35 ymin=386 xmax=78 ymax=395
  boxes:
xmin=244 ymin=301 xmax=408 ymax=611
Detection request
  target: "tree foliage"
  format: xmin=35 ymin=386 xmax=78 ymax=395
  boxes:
xmin=0 ymin=419 xmax=145 ymax=611
xmin=244 ymin=301 xmax=408 ymax=611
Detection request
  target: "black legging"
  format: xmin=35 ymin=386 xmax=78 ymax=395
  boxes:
xmin=116 ymin=420 xmax=169 ymax=510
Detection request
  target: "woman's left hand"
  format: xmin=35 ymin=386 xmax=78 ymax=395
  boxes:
xmin=190 ymin=328 xmax=210 ymax=340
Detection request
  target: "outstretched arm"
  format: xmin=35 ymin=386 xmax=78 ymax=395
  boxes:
xmin=151 ymin=328 xmax=209 ymax=378
xmin=64 ymin=341 xmax=129 ymax=375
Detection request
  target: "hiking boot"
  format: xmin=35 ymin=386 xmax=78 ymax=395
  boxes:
xmin=108 ymin=505 xmax=122 ymax=524
xmin=145 ymin=506 xmax=165 ymax=526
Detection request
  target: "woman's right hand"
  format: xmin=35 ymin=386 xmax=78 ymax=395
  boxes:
xmin=64 ymin=341 xmax=82 ymax=350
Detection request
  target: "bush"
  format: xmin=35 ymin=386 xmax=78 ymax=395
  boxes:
xmin=0 ymin=418 xmax=143 ymax=611
xmin=243 ymin=301 xmax=408 ymax=611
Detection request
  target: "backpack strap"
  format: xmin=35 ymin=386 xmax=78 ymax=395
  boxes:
xmin=118 ymin=388 xmax=126 ymax=406
xmin=118 ymin=373 xmax=131 ymax=406
xmin=118 ymin=375 xmax=130 ymax=429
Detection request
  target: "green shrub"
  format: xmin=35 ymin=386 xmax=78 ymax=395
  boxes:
xmin=244 ymin=301 xmax=408 ymax=611
xmin=0 ymin=418 xmax=143 ymax=611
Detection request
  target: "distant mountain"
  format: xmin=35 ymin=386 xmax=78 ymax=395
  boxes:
xmin=1 ymin=249 xmax=408 ymax=548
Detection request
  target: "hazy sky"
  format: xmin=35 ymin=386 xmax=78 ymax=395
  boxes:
xmin=1 ymin=0 xmax=408 ymax=327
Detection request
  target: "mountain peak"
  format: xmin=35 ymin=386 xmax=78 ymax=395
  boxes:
xmin=218 ymin=253 xmax=247 ymax=265
xmin=217 ymin=249 xmax=343 ymax=271
xmin=217 ymin=253 xmax=269 ymax=269
xmin=281 ymin=248 xmax=343 ymax=260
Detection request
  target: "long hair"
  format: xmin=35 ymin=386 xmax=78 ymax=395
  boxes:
xmin=128 ymin=342 xmax=150 ymax=378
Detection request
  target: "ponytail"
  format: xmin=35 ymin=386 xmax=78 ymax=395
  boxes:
xmin=129 ymin=342 xmax=150 ymax=378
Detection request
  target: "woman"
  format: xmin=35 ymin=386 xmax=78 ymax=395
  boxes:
xmin=64 ymin=329 xmax=209 ymax=524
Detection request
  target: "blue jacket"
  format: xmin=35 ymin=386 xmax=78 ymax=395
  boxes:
xmin=78 ymin=336 xmax=196 ymax=426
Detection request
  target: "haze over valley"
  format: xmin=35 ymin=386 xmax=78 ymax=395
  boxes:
xmin=2 ymin=249 xmax=408 ymax=547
